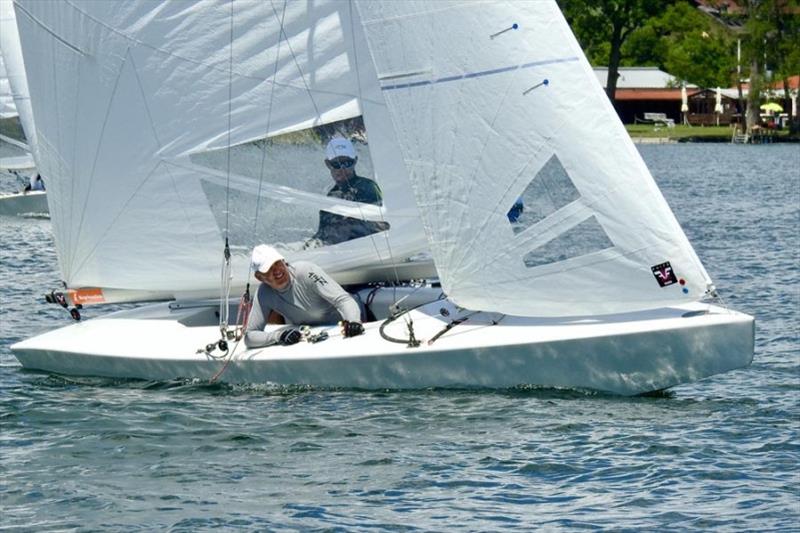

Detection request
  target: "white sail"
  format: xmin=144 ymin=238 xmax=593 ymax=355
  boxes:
xmin=0 ymin=0 xmax=37 ymax=152
xmin=13 ymin=0 xmax=429 ymax=303
xmin=0 ymin=54 xmax=16 ymax=119
xmin=356 ymin=0 xmax=712 ymax=316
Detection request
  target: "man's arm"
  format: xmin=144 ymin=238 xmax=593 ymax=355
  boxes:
xmin=306 ymin=265 xmax=361 ymax=322
xmin=244 ymin=286 xmax=270 ymax=348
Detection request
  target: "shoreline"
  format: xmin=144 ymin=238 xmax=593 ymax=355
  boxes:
xmin=631 ymin=135 xmax=800 ymax=143
xmin=626 ymin=124 xmax=800 ymax=144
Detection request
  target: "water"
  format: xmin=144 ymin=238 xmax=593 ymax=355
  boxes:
xmin=1 ymin=144 xmax=798 ymax=531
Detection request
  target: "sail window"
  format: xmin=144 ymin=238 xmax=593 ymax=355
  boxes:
xmin=191 ymin=116 xmax=390 ymax=248
xmin=523 ymin=216 xmax=614 ymax=268
xmin=508 ymin=155 xmax=579 ymax=233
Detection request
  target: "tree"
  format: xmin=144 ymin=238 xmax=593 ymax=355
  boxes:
xmin=713 ymin=1 xmax=800 ymax=132
xmin=559 ymin=0 xmax=674 ymax=105
xmin=626 ymin=3 xmax=736 ymax=88
xmin=738 ymin=0 xmax=800 ymax=132
xmin=769 ymin=1 xmax=800 ymax=118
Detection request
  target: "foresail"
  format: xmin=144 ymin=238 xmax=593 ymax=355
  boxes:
xmin=356 ymin=0 xmax=712 ymax=316
xmin=14 ymin=0 xmax=429 ymax=303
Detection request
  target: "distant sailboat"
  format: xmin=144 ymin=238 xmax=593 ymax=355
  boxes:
xmin=0 ymin=0 xmax=46 ymax=217
xmin=11 ymin=0 xmax=752 ymax=395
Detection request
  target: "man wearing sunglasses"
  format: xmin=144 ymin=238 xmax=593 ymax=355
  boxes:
xmin=309 ymin=137 xmax=390 ymax=246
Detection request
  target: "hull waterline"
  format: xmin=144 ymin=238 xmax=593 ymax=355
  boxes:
xmin=11 ymin=292 xmax=754 ymax=396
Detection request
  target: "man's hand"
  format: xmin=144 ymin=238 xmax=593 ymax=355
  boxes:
xmin=340 ymin=321 xmax=364 ymax=338
xmin=279 ymin=327 xmax=302 ymax=346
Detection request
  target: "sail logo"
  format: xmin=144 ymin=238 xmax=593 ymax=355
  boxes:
xmin=651 ymin=262 xmax=678 ymax=287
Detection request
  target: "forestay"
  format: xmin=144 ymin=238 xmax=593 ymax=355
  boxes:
xmin=356 ymin=0 xmax=712 ymax=316
xmin=13 ymin=0 xmax=427 ymax=304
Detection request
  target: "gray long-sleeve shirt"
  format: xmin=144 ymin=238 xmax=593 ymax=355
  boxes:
xmin=244 ymin=261 xmax=361 ymax=348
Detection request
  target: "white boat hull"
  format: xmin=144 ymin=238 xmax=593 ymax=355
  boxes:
xmin=11 ymin=288 xmax=754 ymax=395
xmin=0 ymin=190 xmax=47 ymax=216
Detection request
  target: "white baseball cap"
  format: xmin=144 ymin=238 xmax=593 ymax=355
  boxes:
xmin=325 ymin=137 xmax=356 ymax=160
xmin=251 ymin=244 xmax=284 ymax=273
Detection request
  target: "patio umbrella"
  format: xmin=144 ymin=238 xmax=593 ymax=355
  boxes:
xmin=714 ymin=87 xmax=723 ymax=126
xmin=759 ymin=102 xmax=783 ymax=113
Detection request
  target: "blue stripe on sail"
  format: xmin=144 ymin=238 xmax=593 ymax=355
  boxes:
xmin=381 ymin=57 xmax=580 ymax=91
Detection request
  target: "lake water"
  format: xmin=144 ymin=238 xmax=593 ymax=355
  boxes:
xmin=1 ymin=144 xmax=798 ymax=531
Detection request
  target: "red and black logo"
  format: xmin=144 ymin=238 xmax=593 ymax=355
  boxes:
xmin=651 ymin=261 xmax=678 ymax=287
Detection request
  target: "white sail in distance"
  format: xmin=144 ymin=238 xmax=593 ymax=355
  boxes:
xmin=356 ymin=0 xmax=712 ymax=316
xmin=13 ymin=0 xmax=428 ymax=304
xmin=0 ymin=0 xmax=37 ymax=153
xmin=0 ymin=54 xmax=16 ymax=119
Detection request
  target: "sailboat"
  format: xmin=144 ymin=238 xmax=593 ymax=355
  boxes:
xmin=10 ymin=0 xmax=753 ymax=395
xmin=0 ymin=0 xmax=46 ymax=216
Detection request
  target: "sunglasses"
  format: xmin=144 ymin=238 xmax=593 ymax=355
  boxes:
xmin=327 ymin=158 xmax=355 ymax=169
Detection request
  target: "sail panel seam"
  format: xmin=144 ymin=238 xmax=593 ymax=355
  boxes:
xmin=381 ymin=57 xmax=579 ymax=91
xmin=69 ymin=46 xmax=129 ymax=280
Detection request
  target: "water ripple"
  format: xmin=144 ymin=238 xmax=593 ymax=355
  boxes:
xmin=1 ymin=145 xmax=799 ymax=531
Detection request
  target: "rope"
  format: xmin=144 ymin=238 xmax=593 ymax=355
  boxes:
xmin=215 ymin=0 xmax=236 ymax=338
xmin=378 ymin=293 xmax=445 ymax=346
xmin=224 ymin=0 xmax=234 ymax=238
xmin=208 ymin=286 xmax=252 ymax=384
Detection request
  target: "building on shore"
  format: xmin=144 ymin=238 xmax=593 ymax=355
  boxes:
xmin=595 ymin=67 xmax=797 ymax=127
xmin=594 ymin=67 xmax=699 ymax=124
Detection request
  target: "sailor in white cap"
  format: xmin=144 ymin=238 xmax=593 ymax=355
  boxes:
xmin=308 ymin=137 xmax=389 ymax=246
xmin=244 ymin=244 xmax=364 ymax=348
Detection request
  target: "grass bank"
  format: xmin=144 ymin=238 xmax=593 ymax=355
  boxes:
xmin=625 ymin=124 xmax=799 ymax=142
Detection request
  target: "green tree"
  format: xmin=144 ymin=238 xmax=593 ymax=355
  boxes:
xmin=627 ymin=2 xmax=736 ymax=88
xmin=559 ymin=0 xmax=674 ymax=105
xmin=769 ymin=1 xmax=800 ymax=114
xmin=732 ymin=1 xmax=800 ymax=132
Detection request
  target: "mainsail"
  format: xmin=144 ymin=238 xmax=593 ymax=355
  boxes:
xmin=356 ymin=0 xmax=712 ymax=316
xmin=14 ymin=0 xmax=428 ymax=304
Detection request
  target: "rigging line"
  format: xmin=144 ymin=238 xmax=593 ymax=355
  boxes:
xmin=251 ymin=0 xmax=289 ymax=254
xmin=224 ymin=0 xmax=234 ymax=240
xmin=218 ymin=0 xmax=236 ymax=333
xmin=69 ymin=45 xmax=130 ymax=280
xmin=347 ymin=0 xmax=404 ymax=288
xmin=268 ymin=0 xmax=321 ymax=120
